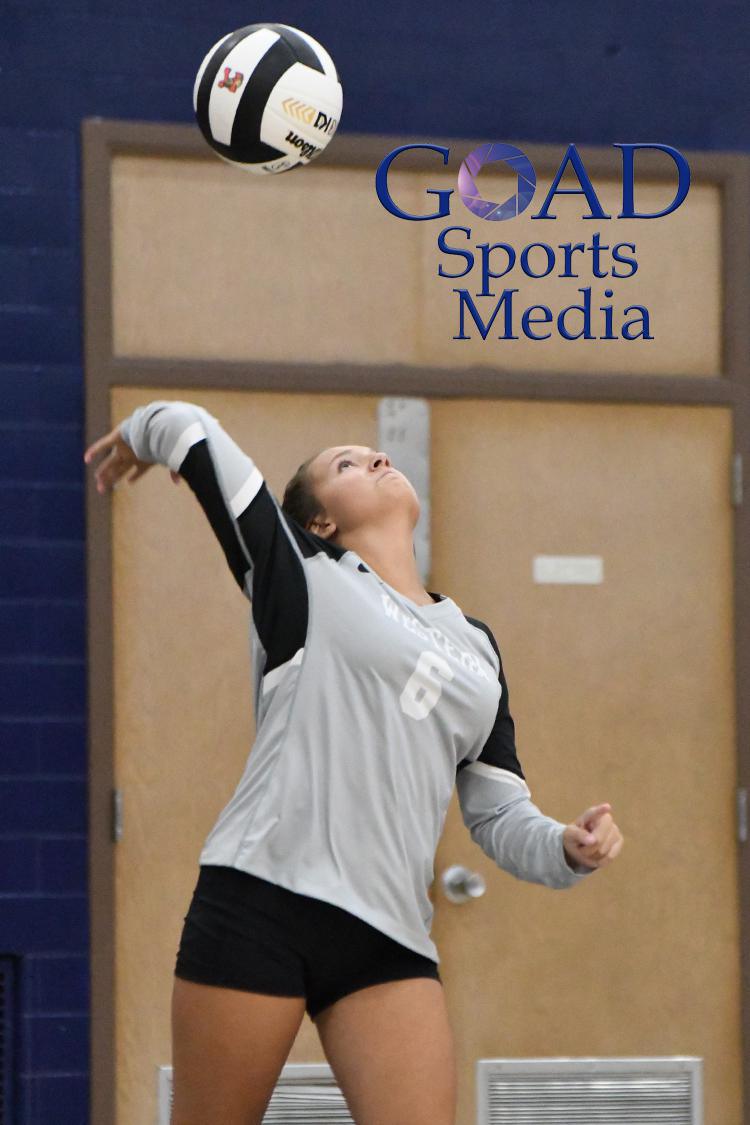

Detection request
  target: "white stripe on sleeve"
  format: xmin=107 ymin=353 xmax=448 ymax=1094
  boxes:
xmin=230 ymin=466 xmax=264 ymax=517
xmin=262 ymin=647 xmax=304 ymax=695
xmin=464 ymin=761 xmax=531 ymax=796
xmin=167 ymin=421 xmax=207 ymax=472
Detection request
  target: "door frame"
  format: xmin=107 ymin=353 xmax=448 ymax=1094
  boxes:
xmin=82 ymin=119 xmax=750 ymax=1124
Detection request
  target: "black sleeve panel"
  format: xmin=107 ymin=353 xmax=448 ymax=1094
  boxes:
xmin=179 ymin=439 xmax=250 ymax=590
xmin=179 ymin=439 xmax=344 ymax=677
xmin=459 ymin=614 xmax=526 ymax=781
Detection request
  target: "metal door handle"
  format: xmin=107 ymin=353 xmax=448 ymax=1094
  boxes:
xmin=440 ymin=864 xmax=486 ymax=904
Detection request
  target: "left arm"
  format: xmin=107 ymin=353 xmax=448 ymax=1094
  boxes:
xmin=457 ymin=759 xmax=594 ymax=889
xmin=457 ymin=620 xmax=623 ymax=887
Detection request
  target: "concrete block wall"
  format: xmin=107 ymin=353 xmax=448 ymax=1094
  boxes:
xmin=0 ymin=3 xmax=747 ymax=1120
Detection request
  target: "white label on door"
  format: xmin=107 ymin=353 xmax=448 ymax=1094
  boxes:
xmin=533 ymin=555 xmax=604 ymax=584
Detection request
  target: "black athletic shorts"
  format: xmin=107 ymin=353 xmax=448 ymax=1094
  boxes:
xmin=174 ymin=864 xmax=441 ymax=1021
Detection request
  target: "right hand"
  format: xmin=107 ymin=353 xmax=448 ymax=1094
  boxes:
xmin=83 ymin=423 xmax=181 ymax=494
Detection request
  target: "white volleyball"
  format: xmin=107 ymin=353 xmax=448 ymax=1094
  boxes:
xmin=193 ymin=23 xmax=343 ymax=174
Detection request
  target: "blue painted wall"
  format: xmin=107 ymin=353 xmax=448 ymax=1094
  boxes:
xmin=0 ymin=2 xmax=748 ymax=1120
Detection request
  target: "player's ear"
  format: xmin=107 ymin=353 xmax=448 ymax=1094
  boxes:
xmin=308 ymin=516 xmax=337 ymax=540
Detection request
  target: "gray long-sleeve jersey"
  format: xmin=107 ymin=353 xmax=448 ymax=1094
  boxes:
xmin=119 ymin=400 xmax=593 ymax=962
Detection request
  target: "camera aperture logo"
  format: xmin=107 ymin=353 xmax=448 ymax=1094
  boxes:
xmin=375 ymin=142 xmax=691 ymax=343
xmin=458 ymin=143 xmax=537 ymax=220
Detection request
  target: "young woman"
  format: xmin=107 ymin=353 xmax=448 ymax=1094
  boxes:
xmin=84 ymin=399 xmax=623 ymax=1125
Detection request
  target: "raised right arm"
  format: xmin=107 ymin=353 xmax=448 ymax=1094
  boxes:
xmin=120 ymin=399 xmax=284 ymax=600
xmin=100 ymin=399 xmax=347 ymax=707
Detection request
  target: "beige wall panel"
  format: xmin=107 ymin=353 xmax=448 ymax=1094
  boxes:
xmin=417 ymin=173 xmax=722 ymax=374
xmin=111 ymin=386 xmax=380 ymax=1125
xmin=111 ymin=156 xmax=422 ymax=364
xmin=429 ymin=399 xmax=739 ymax=1124
xmin=112 ymin=154 xmax=721 ymax=377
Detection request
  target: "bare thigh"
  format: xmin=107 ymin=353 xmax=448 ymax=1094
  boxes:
xmin=314 ymin=977 xmax=457 ymax=1125
xmin=171 ymin=976 xmax=306 ymax=1125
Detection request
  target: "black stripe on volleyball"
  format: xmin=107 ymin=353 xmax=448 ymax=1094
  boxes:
xmin=195 ymin=25 xmax=258 ymax=152
xmin=230 ymin=36 xmax=319 ymax=162
xmin=262 ymin=24 xmax=328 ymax=76
xmin=196 ymin=23 xmax=327 ymax=166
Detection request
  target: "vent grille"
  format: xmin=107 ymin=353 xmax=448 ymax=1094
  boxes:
xmin=0 ymin=958 xmax=18 ymax=1125
xmin=158 ymin=1063 xmax=355 ymax=1123
xmin=478 ymin=1057 xmax=702 ymax=1124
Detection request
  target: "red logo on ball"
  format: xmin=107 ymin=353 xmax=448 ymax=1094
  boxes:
xmin=218 ymin=68 xmax=244 ymax=94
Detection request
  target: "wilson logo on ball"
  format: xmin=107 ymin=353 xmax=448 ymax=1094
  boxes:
xmin=285 ymin=131 xmax=319 ymax=160
xmin=217 ymin=67 xmax=244 ymax=94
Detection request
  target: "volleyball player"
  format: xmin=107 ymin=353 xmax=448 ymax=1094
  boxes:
xmin=84 ymin=400 xmax=623 ymax=1125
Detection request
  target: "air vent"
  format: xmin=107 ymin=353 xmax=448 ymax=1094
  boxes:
xmin=478 ymin=1057 xmax=702 ymax=1123
xmin=0 ymin=957 xmax=18 ymax=1125
xmin=158 ymin=1062 xmax=355 ymax=1123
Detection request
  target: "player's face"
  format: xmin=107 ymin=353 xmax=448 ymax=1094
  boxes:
xmin=307 ymin=444 xmax=419 ymax=538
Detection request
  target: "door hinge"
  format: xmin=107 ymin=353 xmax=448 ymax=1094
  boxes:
xmin=731 ymin=452 xmax=743 ymax=507
xmin=737 ymin=787 xmax=747 ymax=844
xmin=112 ymin=788 xmax=124 ymax=842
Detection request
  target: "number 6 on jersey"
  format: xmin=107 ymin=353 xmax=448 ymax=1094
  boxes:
xmin=400 ymin=650 xmax=454 ymax=720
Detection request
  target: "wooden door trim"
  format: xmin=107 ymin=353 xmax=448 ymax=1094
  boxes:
xmin=82 ymin=118 xmax=750 ymax=1125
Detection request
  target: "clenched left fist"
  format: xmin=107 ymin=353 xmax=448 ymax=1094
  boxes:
xmin=563 ymin=803 xmax=623 ymax=870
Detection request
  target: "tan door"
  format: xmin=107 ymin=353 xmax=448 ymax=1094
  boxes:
xmin=430 ymin=398 xmax=740 ymax=1125
xmin=110 ymin=388 xmax=739 ymax=1125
